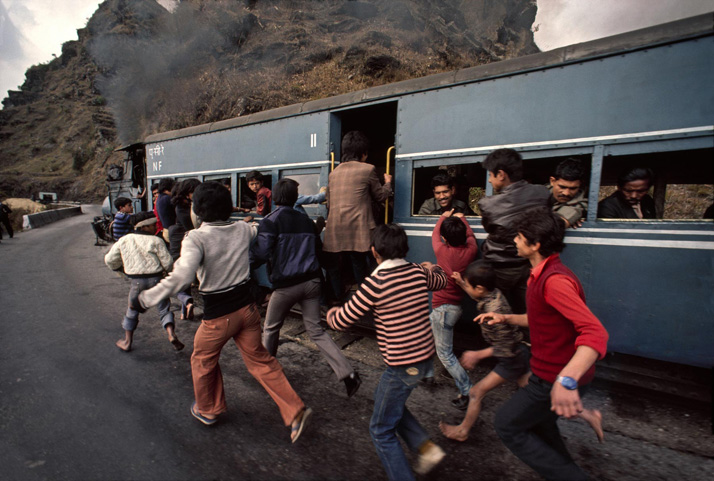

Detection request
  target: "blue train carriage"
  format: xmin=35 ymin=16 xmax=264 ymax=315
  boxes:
xmin=141 ymin=13 xmax=714 ymax=369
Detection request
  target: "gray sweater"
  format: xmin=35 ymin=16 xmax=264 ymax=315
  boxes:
xmin=139 ymin=220 xmax=257 ymax=309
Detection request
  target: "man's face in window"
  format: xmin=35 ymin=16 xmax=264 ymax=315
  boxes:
xmin=433 ymin=184 xmax=455 ymax=209
xmin=619 ymin=179 xmax=651 ymax=205
xmin=549 ymin=177 xmax=581 ymax=203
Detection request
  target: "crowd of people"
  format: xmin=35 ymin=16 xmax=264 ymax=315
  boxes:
xmin=104 ymin=133 xmax=613 ymax=480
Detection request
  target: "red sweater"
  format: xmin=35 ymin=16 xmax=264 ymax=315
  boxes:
xmin=431 ymin=216 xmax=478 ymax=309
xmin=526 ymin=254 xmax=608 ymax=385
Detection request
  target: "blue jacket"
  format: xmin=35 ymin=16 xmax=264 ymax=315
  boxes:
xmin=250 ymin=205 xmax=322 ymax=289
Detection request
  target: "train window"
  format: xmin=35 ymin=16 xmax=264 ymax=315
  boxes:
xmin=282 ymin=172 xmax=324 ymax=216
xmin=597 ymin=149 xmax=714 ymax=220
xmin=412 ymin=162 xmax=486 ymax=216
xmin=238 ymin=172 xmax=273 ymax=214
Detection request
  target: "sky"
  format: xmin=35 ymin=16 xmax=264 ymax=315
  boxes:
xmin=1 ymin=0 xmax=713 ymax=103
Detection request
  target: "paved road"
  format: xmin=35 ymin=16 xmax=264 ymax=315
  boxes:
xmin=1 ymin=206 xmax=712 ymax=481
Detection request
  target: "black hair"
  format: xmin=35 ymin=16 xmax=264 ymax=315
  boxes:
xmin=171 ymin=178 xmax=201 ymax=206
xmin=483 ymin=148 xmax=523 ymax=182
xmin=114 ymin=196 xmax=132 ymax=210
xmin=273 ymin=178 xmax=299 ymax=206
xmin=192 ymin=181 xmax=233 ymax=222
xmin=553 ymin=158 xmax=584 ymax=182
xmin=157 ymin=177 xmax=175 ymax=193
xmin=341 ymin=131 xmax=370 ymax=162
xmin=431 ymin=173 xmax=454 ymax=190
xmin=513 ymin=206 xmax=566 ymax=258
xmin=617 ymin=167 xmax=654 ymax=189
xmin=440 ymin=217 xmax=467 ymax=246
xmin=246 ymin=170 xmax=264 ymax=183
xmin=371 ymin=223 xmax=409 ymax=260
xmin=463 ymin=260 xmax=496 ymax=291
xmin=151 ymin=184 xmax=159 ymax=192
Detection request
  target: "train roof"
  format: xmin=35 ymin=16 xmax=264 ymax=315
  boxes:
xmin=145 ymin=12 xmax=714 ymax=145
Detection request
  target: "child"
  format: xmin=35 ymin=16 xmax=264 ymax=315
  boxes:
xmin=327 ymin=223 xmax=448 ymax=480
xmin=112 ymin=197 xmax=134 ymax=240
xmin=439 ymin=260 xmax=529 ymax=442
xmin=137 ymin=181 xmax=311 ymax=442
xmin=246 ymin=170 xmax=272 ymax=216
xmin=427 ymin=209 xmax=477 ymax=410
xmin=104 ymin=217 xmax=184 ymax=352
xmin=440 ymin=260 xmax=604 ymax=444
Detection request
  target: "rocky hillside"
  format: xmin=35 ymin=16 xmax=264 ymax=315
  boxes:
xmin=0 ymin=0 xmax=538 ymax=201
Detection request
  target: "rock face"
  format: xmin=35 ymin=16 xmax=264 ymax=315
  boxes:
xmin=0 ymin=0 xmax=538 ymax=201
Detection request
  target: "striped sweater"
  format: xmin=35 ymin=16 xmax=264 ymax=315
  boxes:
xmin=327 ymin=259 xmax=447 ymax=366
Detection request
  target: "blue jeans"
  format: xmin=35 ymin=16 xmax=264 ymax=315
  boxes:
xmin=495 ymin=374 xmax=589 ymax=480
xmin=430 ymin=304 xmax=472 ymax=396
xmin=370 ymin=359 xmax=432 ymax=481
xmin=123 ymin=276 xmax=174 ymax=332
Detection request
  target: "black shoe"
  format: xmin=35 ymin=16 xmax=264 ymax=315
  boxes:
xmin=451 ymin=395 xmax=469 ymax=411
xmin=344 ymin=371 xmax=362 ymax=398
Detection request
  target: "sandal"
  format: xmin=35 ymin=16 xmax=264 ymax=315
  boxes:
xmin=191 ymin=402 xmax=218 ymax=426
xmin=290 ymin=407 xmax=313 ymax=444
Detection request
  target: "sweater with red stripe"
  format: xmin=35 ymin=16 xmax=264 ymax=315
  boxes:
xmin=527 ymin=254 xmax=609 ymax=385
xmin=327 ymin=259 xmax=448 ymax=366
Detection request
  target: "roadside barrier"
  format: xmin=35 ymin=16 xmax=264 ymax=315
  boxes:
xmin=22 ymin=206 xmax=83 ymax=229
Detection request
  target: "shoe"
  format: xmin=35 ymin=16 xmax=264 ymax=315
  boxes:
xmin=344 ymin=371 xmax=362 ymax=398
xmin=414 ymin=442 xmax=446 ymax=475
xmin=291 ymin=407 xmax=313 ymax=444
xmin=451 ymin=395 xmax=469 ymax=411
xmin=191 ymin=402 xmax=217 ymax=425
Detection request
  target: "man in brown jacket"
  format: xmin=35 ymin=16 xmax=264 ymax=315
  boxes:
xmin=323 ymin=131 xmax=392 ymax=304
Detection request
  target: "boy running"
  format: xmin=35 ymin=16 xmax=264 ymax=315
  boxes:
xmin=327 ymin=223 xmax=448 ymax=480
xmin=104 ymin=217 xmax=183 ymax=352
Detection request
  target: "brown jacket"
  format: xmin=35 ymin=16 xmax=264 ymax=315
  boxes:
xmin=323 ymin=161 xmax=392 ymax=252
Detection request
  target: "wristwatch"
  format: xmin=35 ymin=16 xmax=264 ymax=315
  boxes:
xmin=556 ymin=375 xmax=578 ymax=390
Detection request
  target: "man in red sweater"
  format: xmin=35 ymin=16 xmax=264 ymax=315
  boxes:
xmin=476 ymin=206 xmax=608 ymax=480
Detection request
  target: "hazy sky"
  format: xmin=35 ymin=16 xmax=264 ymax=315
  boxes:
xmin=0 ymin=0 xmax=712 ymax=102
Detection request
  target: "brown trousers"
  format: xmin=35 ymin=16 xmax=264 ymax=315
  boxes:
xmin=191 ymin=302 xmax=304 ymax=425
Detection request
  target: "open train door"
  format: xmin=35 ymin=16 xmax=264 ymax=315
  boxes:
xmin=329 ymin=101 xmax=398 ymax=224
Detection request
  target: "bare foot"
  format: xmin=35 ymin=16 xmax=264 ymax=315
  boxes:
xmin=169 ymin=336 xmax=185 ymax=351
xmin=579 ymin=409 xmax=604 ymax=443
xmin=439 ymin=421 xmax=469 ymax=442
xmin=116 ymin=339 xmax=132 ymax=352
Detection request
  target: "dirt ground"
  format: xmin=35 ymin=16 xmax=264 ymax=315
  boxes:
xmin=177 ymin=295 xmax=714 ymax=481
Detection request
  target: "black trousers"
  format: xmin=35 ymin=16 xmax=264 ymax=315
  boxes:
xmin=494 ymin=374 xmax=589 ymax=481
xmin=0 ymin=216 xmax=12 ymax=239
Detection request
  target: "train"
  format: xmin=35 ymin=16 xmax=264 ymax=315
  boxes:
xmin=109 ymin=13 xmax=713 ymax=369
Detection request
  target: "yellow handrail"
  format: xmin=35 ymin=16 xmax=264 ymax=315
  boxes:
xmin=330 ymin=152 xmax=335 ymax=172
xmin=385 ymin=146 xmax=394 ymax=224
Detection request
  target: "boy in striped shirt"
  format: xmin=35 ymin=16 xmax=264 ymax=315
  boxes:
xmin=327 ymin=223 xmax=448 ymax=481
